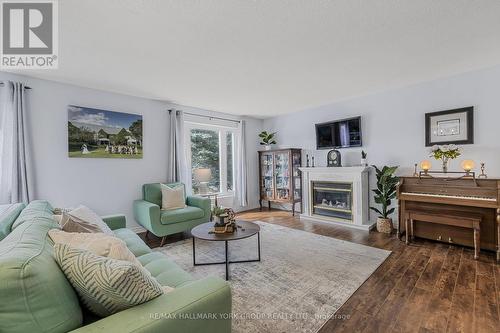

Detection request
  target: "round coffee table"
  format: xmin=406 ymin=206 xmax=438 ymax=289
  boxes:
xmin=191 ymin=220 xmax=261 ymax=280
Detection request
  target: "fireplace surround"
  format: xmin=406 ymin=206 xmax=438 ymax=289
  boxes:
xmin=299 ymin=166 xmax=375 ymax=230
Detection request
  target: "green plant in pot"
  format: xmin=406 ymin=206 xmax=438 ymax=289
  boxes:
xmin=370 ymin=165 xmax=399 ymax=234
xmin=212 ymin=206 xmax=229 ymax=226
xmin=258 ymin=131 xmax=277 ymax=150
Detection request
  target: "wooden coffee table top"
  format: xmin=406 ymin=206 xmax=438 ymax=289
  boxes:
xmin=191 ymin=220 xmax=260 ymax=241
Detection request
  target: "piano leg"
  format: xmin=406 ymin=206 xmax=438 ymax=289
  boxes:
xmin=405 ymin=218 xmax=409 ymax=245
xmin=410 ymin=219 xmax=414 ymax=240
xmin=497 ymin=209 xmax=500 ymax=262
xmin=473 ymin=228 xmax=480 ymax=260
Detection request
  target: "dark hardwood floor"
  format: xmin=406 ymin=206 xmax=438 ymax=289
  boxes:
xmin=141 ymin=208 xmax=499 ymax=333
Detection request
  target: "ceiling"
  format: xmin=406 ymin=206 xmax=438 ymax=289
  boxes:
xmin=10 ymin=0 xmax=500 ymax=118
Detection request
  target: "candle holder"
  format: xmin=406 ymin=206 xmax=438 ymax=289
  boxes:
xmin=306 ymin=154 xmax=310 ymax=168
xmin=413 ymin=163 xmax=419 ymax=177
xmin=478 ymin=162 xmax=488 ymax=179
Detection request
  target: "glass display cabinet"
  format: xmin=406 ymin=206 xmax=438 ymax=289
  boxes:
xmin=258 ymin=148 xmax=302 ymax=215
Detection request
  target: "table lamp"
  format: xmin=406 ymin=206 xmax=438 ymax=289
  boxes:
xmin=420 ymin=160 xmax=431 ymax=176
xmin=194 ymin=168 xmax=212 ymax=194
xmin=461 ymin=160 xmax=475 ymax=176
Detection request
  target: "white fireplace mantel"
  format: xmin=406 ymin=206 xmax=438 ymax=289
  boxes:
xmin=299 ymin=166 xmax=375 ymax=231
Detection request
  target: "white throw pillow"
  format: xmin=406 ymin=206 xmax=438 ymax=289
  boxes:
xmin=59 ymin=205 xmax=114 ymax=235
xmin=48 ymin=229 xmax=142 ymax=267
xmin=53 ymin=244 xmax=168 ymax=317
xmin=161 ymin=184 xmax=186 ymax=210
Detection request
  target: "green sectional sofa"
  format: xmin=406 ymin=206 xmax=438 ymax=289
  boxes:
xmin=134 ymin=183 xmax=211 ymax=245
xmin=0 ymin=203 xmax=26 ymax=240
xmin=0 ymin=200 xmax=231 ymax=333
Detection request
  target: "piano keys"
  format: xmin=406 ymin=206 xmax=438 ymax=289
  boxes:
xmin=397 ymin=176 xmax=500 ymax=261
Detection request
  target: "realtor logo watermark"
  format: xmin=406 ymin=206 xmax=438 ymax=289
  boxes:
xmin=1 ymin=0 xmax=58 ymax=69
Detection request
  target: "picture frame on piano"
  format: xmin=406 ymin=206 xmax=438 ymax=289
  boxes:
xmin=425 ymin=107 xmax=474 ymax=146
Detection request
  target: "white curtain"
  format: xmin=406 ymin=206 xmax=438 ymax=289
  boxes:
xmin=234 ymin=120 xmax=248 ymax=207
xmin=166 ymin=110 xmax=191 ymax=193
xmin=0 ymin=81 xmax=33 ymax=204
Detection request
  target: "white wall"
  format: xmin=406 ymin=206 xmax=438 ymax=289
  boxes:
xmin=263 ymin=65 xmax=500 ymax=211
xmin=0 ymin=72 xmax=262 ymax=229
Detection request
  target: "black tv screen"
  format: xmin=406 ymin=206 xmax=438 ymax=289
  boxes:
xmin=315 ymin=116 xmax=362 ymax=149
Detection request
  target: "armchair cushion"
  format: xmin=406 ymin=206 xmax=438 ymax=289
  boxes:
xmin=160 ymin=206 xmax=204 ymax=225
xmin=186 ymin=195 xmax=211 ymax=216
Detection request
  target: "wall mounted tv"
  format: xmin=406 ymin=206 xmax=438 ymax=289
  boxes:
xmin=315 ymin=116 xmax=362 ymax=149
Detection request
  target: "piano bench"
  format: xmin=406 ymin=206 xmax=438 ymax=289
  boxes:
xmin=404 ymin=210 xmax=482 ymax=260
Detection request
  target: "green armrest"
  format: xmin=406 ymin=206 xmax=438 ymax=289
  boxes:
xmin=186 ymin=196 xmax=211 ymax=218
xmin=69 ymin=276 xmax=231 ymax=333
xmin=134 ymin=200 xmax=161 ymax=231
xmin=101 ymin=214 xmax=126 ymax=230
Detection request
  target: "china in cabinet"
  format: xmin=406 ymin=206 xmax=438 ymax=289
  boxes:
xmin=258 ymin=148 xmax=302 ymax=215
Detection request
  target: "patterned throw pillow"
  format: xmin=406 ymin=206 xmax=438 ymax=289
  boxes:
xmin=161 ymin=183 xmax=186 ymax=210
xmin=58 ymin=205 xmax=114 ymax=235
xmin=53 ymin=243 xmax=164 ymax=317
xmin=48 ymin=229 xmax=142 ymax=267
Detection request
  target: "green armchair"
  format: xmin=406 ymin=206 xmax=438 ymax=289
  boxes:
xmin=134 ymin=183 xmax=211 ymax=246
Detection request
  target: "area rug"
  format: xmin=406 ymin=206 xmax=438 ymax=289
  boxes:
xmin=154 ymin=221 xmax=390 ymax=333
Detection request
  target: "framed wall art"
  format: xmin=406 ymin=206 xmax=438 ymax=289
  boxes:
xmin=68 ymin=105 xmax=143 ymax=158
xmin=425 ymin=107 xmax=473 ymax=146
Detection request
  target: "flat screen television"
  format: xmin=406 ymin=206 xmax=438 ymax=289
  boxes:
xmin=315 ymin=116 xmax=362 ymax=149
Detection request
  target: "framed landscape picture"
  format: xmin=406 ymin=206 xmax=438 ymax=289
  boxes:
xmin=68 ymin=105 xmax=143 ymax=158
xmin=425 ymin=107 xmax=473 ymax=146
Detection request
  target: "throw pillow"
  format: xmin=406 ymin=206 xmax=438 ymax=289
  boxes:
xmin=48 ymin=229 xmax=141 ymax=267
xmin=53 ymin=243 xmax=165 ymax=317
xmin=59 ymin=205 xmax=114 ymax=235
xmin=161 ymin=183 xmax=186 ymax=210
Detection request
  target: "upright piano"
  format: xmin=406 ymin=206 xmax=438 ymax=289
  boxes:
xmin=397 ymin=176 xmax=500 ymax=260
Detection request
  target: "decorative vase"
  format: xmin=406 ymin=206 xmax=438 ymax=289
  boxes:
xmin=361 ymin=158 xmax=367 ymax=166
xmin=441 ymin=158 xmax=449 ymax=173
xmin=215 ymin=215 xmax=227 ymax=225
xmin=376 ymin=217 xmax=393 ymax=234
xmin=264 ymin=145 xmax=272 ymax=151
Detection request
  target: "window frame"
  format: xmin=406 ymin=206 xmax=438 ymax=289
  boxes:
xmin=185 ymin=120 xmax=238 ymax=197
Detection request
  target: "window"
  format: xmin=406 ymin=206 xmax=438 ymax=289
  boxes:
xmin=186 ymin=120 xmax=237 ymax=196
xmin=190 ymin=128 xmax=220 ymax=193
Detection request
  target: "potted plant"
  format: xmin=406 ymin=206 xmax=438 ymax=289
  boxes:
xmin=361 ymin=151 xmax=367 ymax=166
xmin=430 ymin=144 xmax=461 ymax=173
xmin=259 ymin=131 xmax=277 ymax=150
xmin=370 ymin=165 xmax=399 ymax=234
xmin=212 ymin=206 xmax=229 ymax=225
